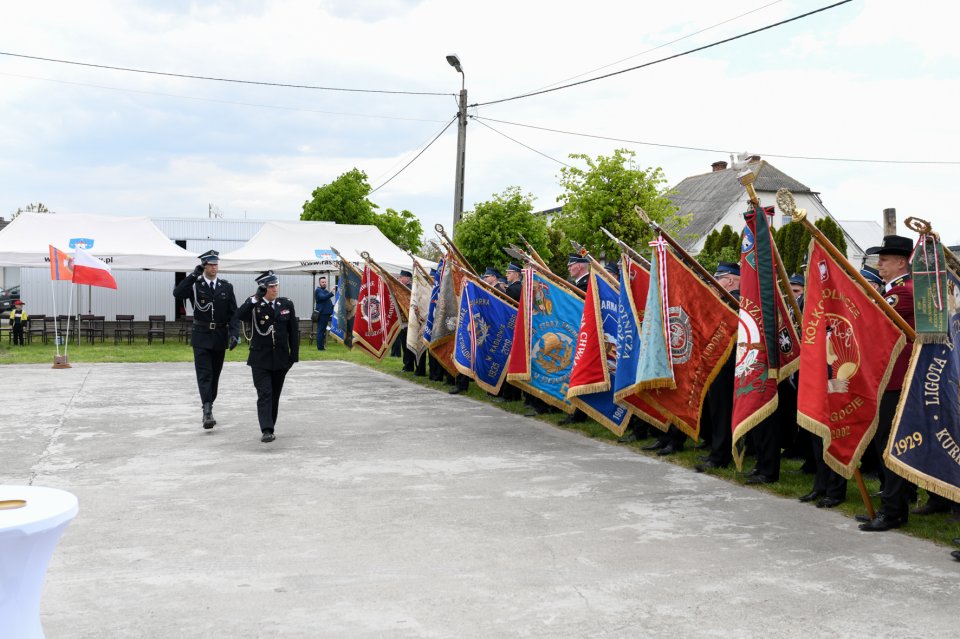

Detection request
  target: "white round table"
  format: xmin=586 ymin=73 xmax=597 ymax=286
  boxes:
xmin=0 ymin=485 xmax=78 ymax=639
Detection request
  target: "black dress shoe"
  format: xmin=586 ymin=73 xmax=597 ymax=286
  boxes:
xmin=261 ymin=432 xmax=275 ymax=443
xmin=855 ymin=513 xmax=872 ymax=523
xmin=858 ymin=512 xmax=907 ymax=532
xmin=617 ymin=433 xmax=638 ymax=443
xmin=448 ymin=388 xmax=462 ymax=395
xmin=952 ymin=550 xmax=960 ymax=561
xmin=953 ymin=537 xmax=960 ymax=546
xmin=745 ymin=474 xmax=776 ymax=485
xmin=746 ymin=467 xmax=760 ymax=477
xmin=799 ymin=490 xmax=824 ymax=503
xmin=911 ymin=502 xmax=951 ymax=516
xmin=816 ymin=497 xmax=845 ymax=509
xmin=642 ymin=441 xmax=667 ymax=451
xmin=694 ymin=460 xmax=727 ymax=473
xmin=657 ymin=443 xmax=680 ymax=456
xmin=202 ymin=402 xmax=215 ymax=429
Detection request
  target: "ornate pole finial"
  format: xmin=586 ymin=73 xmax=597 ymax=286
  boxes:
xmin=905 ymin=216 xmax=933 ymax=236
xmin=434 ymin=223 xmax=445 ymax=234
xmin=360 ymin=251 xmax=371 ymax=261
xmin=738 ymin=170 xmax=761 ymax=207
xmin=776 ymin=188 xmax=807 ymax=223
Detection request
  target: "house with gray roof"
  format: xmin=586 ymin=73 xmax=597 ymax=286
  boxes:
xmin=668 ymin=155 xmax=871 ymax=266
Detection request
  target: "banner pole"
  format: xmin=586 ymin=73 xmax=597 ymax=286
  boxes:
xmin=854 ymin=469 xmax=876 ymax=520
xmin=50 ymin=279 xmax=60 ymax=358
xmin=434 ymin=224 xmax=478 ymax=275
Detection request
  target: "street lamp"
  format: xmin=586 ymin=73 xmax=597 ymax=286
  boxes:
xmin=447 ymin=54 xmax=467 ymax=235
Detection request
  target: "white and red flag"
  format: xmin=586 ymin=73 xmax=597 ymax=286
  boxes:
xmin=71 ymin=246 xmax=117 ymax=289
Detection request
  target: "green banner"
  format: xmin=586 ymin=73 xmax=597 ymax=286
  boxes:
xmin=912 ymin=234 xmax=949 ymax=341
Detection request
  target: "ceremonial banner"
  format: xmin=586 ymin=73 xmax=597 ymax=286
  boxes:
xmin=352 ymin=264 xmax=401 ymax=360
xmin=641 ymin=245 xmax=738 ymax=440
xmin=330 ymin=261 xmax=361 ymax=348
xmin=428 ymin=252 xmax=465 ymax=377
xmin=453 ymin=278 xmax=517 ymax=393
xmin=507 ymin=268 xmax=581 ymax=413
xmin=732 ymin=206 xmax=784 ymax=464
xmin=633 ymin=237 xmax=675 ymax=390
xmin=884 ymin=263 xmax=960 ymax=502
xmin=911 ymin=232 xmax=949 ymax=341
xmin=797 ymin=241 xmax=906 ymax=478
xmin=612 ymin=255 xmax=670 ymax=431
xmin=48 ymin=245 xmax=74 ymax=281
xmin=423 ymin=257 xmax=444 ymax=344
xmin=406 ymin=266 xmax=432 ymax=361
xmin=567 ymin=266 xmax=631 ymax=435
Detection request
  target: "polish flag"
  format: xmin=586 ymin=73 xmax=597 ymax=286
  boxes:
xmin=72 ymin=246 xmax=117 ymax=289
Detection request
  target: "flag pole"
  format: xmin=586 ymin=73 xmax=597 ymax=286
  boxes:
xmin=405 ymin=252 xmax=432 ymax=281
xmin=503 ymin=245 xmax=585 ymax=301
xmin=50 ymin=279 xmax=60 ymax=358
xmin=776 ymin=188 xmax=916 ymax=341
xmin=569 ymin=240 xmax=619 ymax=288
xmin=599 ymin=227 xmax=652 ymax=270
xmin=329 ymin=247 xmax=364 ymax=279
xmin=434 ymin=224 xmax=478 ymax=275
xmin=452 ymin=263 xmax=518 ymax=307
xmin=516 ymin=234 xmax=548 ymax=269
xmin=633 ymin=206 xmax=740 ymax=310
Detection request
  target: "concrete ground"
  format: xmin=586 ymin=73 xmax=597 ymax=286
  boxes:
xmin=3 ymin=360 xmax=958 ymax=638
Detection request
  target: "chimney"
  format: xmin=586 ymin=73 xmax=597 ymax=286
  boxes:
xmin=711 ymin=160 xmax=728 ymax=172
xmin=883 ymin=208 xmax=897 ymax=236
xmin=747 ymin=154 xmax=761 ymax=163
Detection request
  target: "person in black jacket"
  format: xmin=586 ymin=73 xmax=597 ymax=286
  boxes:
xmin=505 ymin=263 xmax=522 ymax=302
xmin=173 ymin=250 xmax=240 ymax=430
xmin=314 ymin=275 xmax=335 ymax=350
xmin=234 ymin=271 xmax=299 ymax=443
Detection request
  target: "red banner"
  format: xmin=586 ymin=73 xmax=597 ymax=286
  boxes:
xmin=641 ymin=249 xmax=737 ymax=440
xmin=352 ymin=264 xmax=401 ymax=361
xmin=797 ymin=241 xmax=906 ymax=478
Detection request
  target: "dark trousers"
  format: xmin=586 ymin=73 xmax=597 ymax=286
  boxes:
xmin=399 ymin=329 xmax=416 ymax=371
xmin=193 ymin=346 xmax=226 ymax=405
xmin=811 ymin=434 xmax=847 ymax=499
xmin=12 ymin=324 xmax=24 ymax=345
xmin=316 ymin=314 xmax=331 ymax=349
xmin=705 ymin=365 xmax=734 ymax=466
xmin=875 ymin=389 xmax=915 ymax=518
xmin=413 ymin=350 xmax=426 ymax=376
xmin=252 ymin=366 xmax=288 ymax=433
xmin=752 ymin=415 xmax=781 ymax=481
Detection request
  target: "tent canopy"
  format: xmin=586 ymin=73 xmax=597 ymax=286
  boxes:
xmin=218 ymin=220 xmax=426 ymax=274
xmin=0 ymin=213 xmax=198 ymax=270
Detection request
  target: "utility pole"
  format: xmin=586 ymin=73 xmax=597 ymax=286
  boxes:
xmin=447 ymin=54 xmax=466 ymax=236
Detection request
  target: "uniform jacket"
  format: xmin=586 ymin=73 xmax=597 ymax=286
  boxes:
xmin=314 ymin=286 xmax=334 ymax=316
xmin=884 ymin=274 xmax=914 ymax=391
xmin=574 ymin=274 xmax=589 ymax=293
xmin=235 ymin=296 xmax=300 ymax=370
xmin=505 ymin=280 xmax=522 ymax=302
xmin=174 ymin=274 xmax=240 ymax=350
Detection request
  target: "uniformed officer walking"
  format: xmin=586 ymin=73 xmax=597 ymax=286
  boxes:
xmin=173 ymin=250 xmax=239 ymax=429
xmin=234 ymin=271 xmax=299 ymax=443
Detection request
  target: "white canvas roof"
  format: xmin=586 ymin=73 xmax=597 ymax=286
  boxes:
xmin=0 ymin=212 xmax=198 ymax=270
xmin=218 ymin=220 xmax=425 ymax=274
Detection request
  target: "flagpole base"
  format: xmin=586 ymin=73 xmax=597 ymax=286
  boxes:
xmin=52 ymin=355 xmax=72 ymax=369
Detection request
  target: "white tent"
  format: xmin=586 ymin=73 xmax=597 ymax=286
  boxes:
xmin=218 ymin=220 xmax=425 ymax=274
xmin=0 ymin=212 xmax=197 ymax=270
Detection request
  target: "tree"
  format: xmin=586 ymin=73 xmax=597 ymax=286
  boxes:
xmin=301 ymin=168 xmax=378 ymax=226
xmin=695 ymin=224 xmax=741 ymax=274
xmin=696 ymin=245 xmax=740 ymax=276
xmin=774 ymin=216 xmax=848 ymax=275
xmin=553 ymin=149 xmax=683 ymax=260
xmin=375 ymin=208 xmax=423 ymax=254
xmin=453 ymin=187 xmax=552 ymax=273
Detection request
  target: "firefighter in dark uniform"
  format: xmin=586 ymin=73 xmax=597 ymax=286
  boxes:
xmin=397 ymin=269 xmax=416 ymax=372
xmin=234 ymin=271 xmax=299 ymax=443
xmin=173 ymin=250 xmax=239 ymax=429
xmin=860 ymin=235 xmax=916 ymax=531
xmin=505 ymin=263 xmax=522 ymax=302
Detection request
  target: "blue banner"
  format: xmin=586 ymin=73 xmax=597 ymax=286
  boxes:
xmin=525 ymin=272 xmax=582 ymax=410
xmin=636 ymin=243 xmax=674 ymax=389
xmin=614 ymin=258 xmax=641 ymax=399
xmin=885 ymin=271 xmax=960 ymax=502
xmin=454 ymin=280 xmax=517 ymax=393
xmin=572 ymin=271 xmax=630 ymax=432
xmin=423 ymin=257 xmax=444 ymax=343
xmin=330 ymin=263 xmax=361 ymax=347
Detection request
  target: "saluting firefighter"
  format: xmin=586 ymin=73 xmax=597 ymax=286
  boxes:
xmin=173 ymin=250 xmax=240 ymax=429
xmin=234 ymin=271 xmax=299 ymax=443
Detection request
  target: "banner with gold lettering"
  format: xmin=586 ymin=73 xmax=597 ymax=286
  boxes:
xmin=797 ymin=241 xmax=906 ymax=478
xmin=352 ymin=264 xmax=401 ymax=361
xmin=884 ymin=265 xmax=960 ymax=502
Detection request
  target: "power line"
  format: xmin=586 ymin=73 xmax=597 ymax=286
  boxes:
xmin=474 ymin=0 xmax=852 ymax=108
xmin=0 ymin=72 xmax=450 ymax=123
xmin=472 ymin=117 xmax=573 ymax=168
xmin=371 ymin=116 xmax=457 ymax=194
xmin=529 ymin=0 xmax=783 ymax=93
xmin=474 ymin=116 xmax=960 ymax=165
xmin=0 ymin=50 xmax=453 ymax=97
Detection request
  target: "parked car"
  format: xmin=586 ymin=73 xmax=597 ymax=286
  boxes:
xmin=0 ymin=285 xmax=21 ymax=312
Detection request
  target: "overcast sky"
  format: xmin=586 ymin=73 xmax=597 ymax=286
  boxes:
xmin=2 ymin=1 xmax=958 ymax=244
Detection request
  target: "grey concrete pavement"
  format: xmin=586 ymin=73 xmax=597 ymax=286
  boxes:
xmin=2 ymin=360 xmax=958 ymax=638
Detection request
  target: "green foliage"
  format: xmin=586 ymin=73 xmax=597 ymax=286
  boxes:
xmin=717 ymin=225 xmax=737 ymax=252
xmin=774 ymin=216 xmax=848 ymax=275
xmin=301 ymin=168 xmax=379 ymax=225
xmin=453 ymin=187 xmax=552 ymax=273
xmin=300 ymin=167 xmax=426 ymax=254
xmin=553 ymin=149 xmax=682 ymax=260
xmin=696 ymin=225 xmax=741 ymax=273
xmin=374 ymin=208 xmax=423 ymax=253
xmin=544 ymin=224 xmax=570 ymax=276
xmin=702 ymin=229 xmax=720 ymax=255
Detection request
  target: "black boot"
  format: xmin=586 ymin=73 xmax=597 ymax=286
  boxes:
xmin=202 ymin=402 xmax=216 ymax=429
